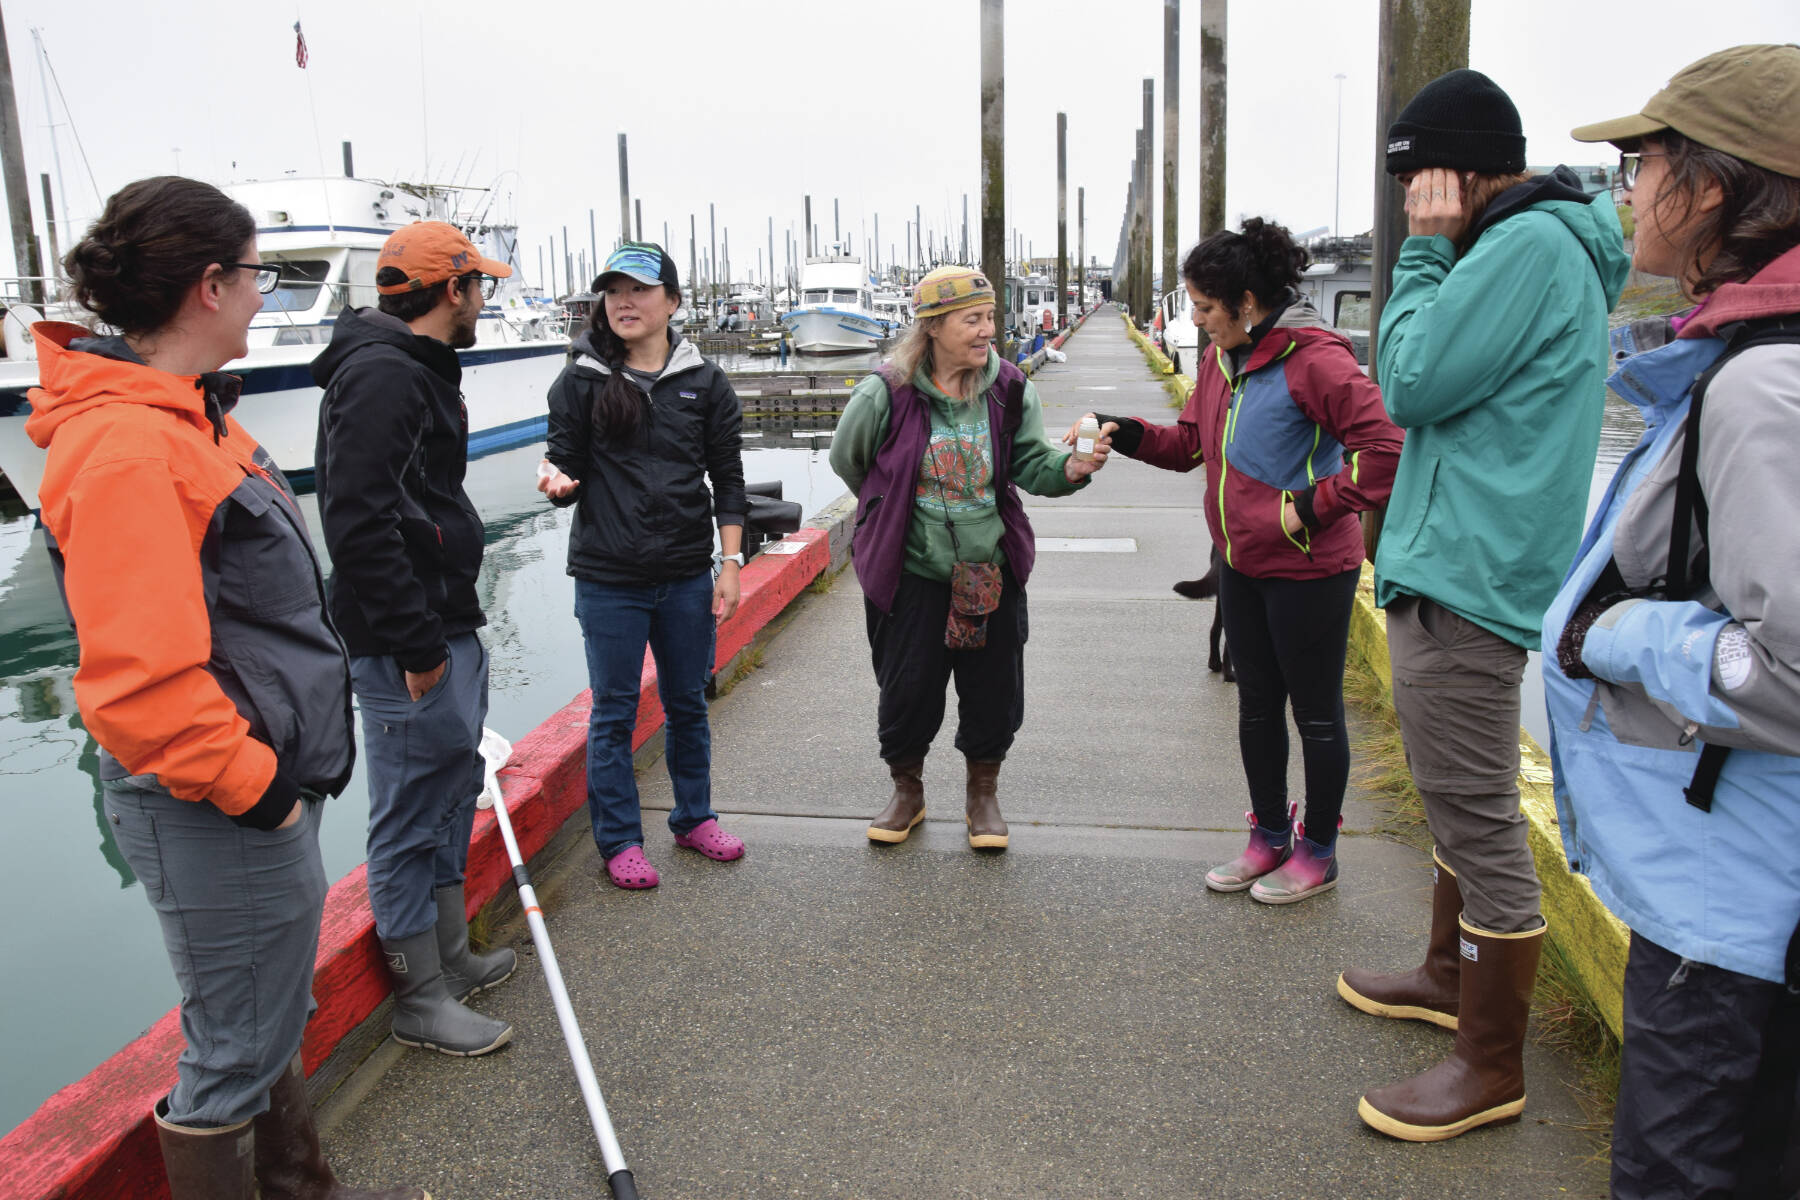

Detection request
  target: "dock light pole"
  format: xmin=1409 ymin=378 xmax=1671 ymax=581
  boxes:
xmin=1198 ymin=0 xmax=1227 ymax=238
xmin=689 ymin=214 xmax=698 ymax=300
xmin=1077 ymin=185 xmax=1085 ymax=310
xmin=709 ymin=203 xmax=718 ymax=305
xmin=616 ymin=134 xmax=630 ymax=245
xmin=768 ymin=217 xmax=775 ymax=297
xmin=1334 ymin=73 xmax=1347 ymax=238
xmin=1057 ymin=112 xmax=1068 ymax=328
xmin=979 ymin=0 xmax=1004 ymax=322
xmin=833 ymin=198 xmax=840 ymax=249
xmin=1162 ymin=0 xmax=1179 ymax=307
xmin=1370 ymin=0 xmax=1468 ymax=370
xmin=635 ymin=199 xmax=643 ymax=243
xmin=0 ymin=7 xmax=45 ymax=306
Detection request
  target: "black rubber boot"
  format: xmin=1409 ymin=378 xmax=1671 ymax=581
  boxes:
xmin=255 ymin=1054 xmax=430 ymax=1198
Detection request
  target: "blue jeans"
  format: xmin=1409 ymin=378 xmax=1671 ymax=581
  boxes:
xmin=350 ymin=632 xmax=489 ymax=941
xmin=574 ymin=573 xmax=718 ymax=859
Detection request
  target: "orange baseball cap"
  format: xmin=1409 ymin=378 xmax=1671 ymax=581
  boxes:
xmin=376 ymin=221 xmax=513 ymax=294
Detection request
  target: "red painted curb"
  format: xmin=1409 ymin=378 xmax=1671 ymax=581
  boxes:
xmin=0 ymin=528 xmax=833 ymax=1200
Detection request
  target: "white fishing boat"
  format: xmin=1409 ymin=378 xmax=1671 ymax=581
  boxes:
xmin=872 ymin=287 xmax=913 ymax=329
xmin=0 ymin=175 xmax=570 ymax=507
xmin=779 ymin=253 xmax=887 ymax=354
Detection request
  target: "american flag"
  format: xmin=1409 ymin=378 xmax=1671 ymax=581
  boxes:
xmin=294 ymin=21 xmax=309 ymax=69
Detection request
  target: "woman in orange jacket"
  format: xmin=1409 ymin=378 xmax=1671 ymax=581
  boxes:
xmin=26 ymin=177 xmax=421 ymax=1200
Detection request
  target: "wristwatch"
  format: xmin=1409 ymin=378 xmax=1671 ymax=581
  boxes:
xmin=714 ymin=552 xmax=746 ymax=568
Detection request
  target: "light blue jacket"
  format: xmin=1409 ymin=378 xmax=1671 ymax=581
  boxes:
xmin=1543 ymin=285 xmax=1800 ymax=982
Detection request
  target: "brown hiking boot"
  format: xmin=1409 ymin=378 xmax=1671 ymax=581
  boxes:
xmin=1357 ymin=917 xmax=1544 ymax=1142
xmin=1338 ymin=847 xmax=1463 ymax=1030
xmin=965 ymin=758 xmax=1008 ymax=850
xmin=867 ymin=758 xmax=925 ymax=844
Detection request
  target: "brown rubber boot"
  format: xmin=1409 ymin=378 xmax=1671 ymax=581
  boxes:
xmin=255 ymin=1054 xmax=431 ymax=1199
xmin=155 ymin=1098 xmax=255 ymax=1199
xmin=867 ymin=758 xmax=925 ymax=844
xmin=1357 ymin=917 xmax=1545 ymax=1142
xmin=964 ymin=758 xmax=1008 ymax=850
xmin=1337 ymin=847 xmax=1463 ymax=1030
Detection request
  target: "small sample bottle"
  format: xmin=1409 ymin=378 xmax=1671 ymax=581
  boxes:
xmin=1072 ymin=415 xmax=1102 ymax=462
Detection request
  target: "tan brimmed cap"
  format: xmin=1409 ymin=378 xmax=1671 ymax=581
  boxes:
xmin=1571 ymin=44 xmax=1800 ymax=178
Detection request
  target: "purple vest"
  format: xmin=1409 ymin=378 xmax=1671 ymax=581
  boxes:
xmin=850 ymin=358 xmax=1037 ymax=613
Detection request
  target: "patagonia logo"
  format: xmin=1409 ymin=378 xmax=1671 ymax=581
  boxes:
xmin=386 ymin=951 xmax=408 ymax=974
xmin=680 ymin=391 xmax=697 ymax=399
xmin=1388 ymin=137 xmax=1413 ymax=154
xmin=1459 ymin=938 xmax=1479 ymax=963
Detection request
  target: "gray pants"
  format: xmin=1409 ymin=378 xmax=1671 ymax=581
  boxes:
xmin=1387 ymin=594 xmax=1541 ymax=934
xmin=104 ymin=777 xmax=327 ymax=1127
xmin=350 ymin=632 xmax=489 ymax=942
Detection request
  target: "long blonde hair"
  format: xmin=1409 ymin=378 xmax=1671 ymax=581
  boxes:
xmin=886 ymin=314 xmax=981 ymax=403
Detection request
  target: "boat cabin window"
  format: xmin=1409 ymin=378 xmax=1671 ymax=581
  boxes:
xmin=803 ymin=290 xmax=830 ymax=305
xmin=340 ymin=249 xmax=380 ymax=313
xmin=831 ymin=290 xmax=859 ymax=305
xmin=1333 ymin=291 xmax=1371 ymax=331
xmin=261 ymin=259 xmax=333 ymax=313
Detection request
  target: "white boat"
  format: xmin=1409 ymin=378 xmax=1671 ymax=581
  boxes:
xmin=1156 ymin=286 xmax=1200 ymax=377
xmin=872 ymin=287 xmax=913 ymax=329
xmin=779 ymin=253 xmax=888 ymax=354
xmin=1298 ymin=235 xmax=1373 ymax=365
xmin=0 ymin=175 xmax=571 ymax=508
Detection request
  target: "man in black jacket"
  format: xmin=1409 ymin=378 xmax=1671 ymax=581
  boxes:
xmin=313 ymin=221 xmax=516 ymax=1057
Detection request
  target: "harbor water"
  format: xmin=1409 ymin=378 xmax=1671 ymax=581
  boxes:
xmin=0 ymin=374 xmax=1641 ymax=1135
xmin=0 ymin=418 xmax=854 ymax=1135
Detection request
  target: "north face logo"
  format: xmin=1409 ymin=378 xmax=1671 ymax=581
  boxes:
xmin=1459 ymin=938 xmax=1479 ymax=963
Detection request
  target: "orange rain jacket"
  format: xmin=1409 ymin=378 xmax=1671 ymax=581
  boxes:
xmin=25 ymin=323 xmax=353 ymax=829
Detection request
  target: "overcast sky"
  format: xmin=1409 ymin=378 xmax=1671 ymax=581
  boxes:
xmin=2 ymin=0 xmax=1795 ymax=291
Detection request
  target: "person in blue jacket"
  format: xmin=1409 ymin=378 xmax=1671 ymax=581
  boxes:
xmin=1546 ymin=45 xmax=1800 ymax=1198
xmin=1338 ymin=68 xmax=1629 ymax=1144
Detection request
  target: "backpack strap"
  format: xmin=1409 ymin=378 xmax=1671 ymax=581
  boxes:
xmin=1668 ymin=316 xmax=1800 ymax=811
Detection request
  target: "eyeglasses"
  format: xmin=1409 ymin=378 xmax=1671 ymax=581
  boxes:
xmin=227 ymin=263 xmax=283 ymax=294
xmin=1617 ymin=150 xmax=1668 ymax=192
xmin=457 ymin=273 xmax=498 ymax=301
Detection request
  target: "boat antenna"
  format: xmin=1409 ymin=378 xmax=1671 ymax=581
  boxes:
xmin=29 ymin=27 xmax=99 ymax=209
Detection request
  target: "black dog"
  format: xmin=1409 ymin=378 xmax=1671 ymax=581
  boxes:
xmin=1172 ymin=548 xmax=1233 ymax=682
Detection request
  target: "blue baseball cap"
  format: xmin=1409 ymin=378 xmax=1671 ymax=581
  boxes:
xmin=594 ymin=241 xmax=680 ymax=291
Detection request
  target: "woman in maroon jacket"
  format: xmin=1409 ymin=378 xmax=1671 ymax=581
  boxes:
xmin=1089 ymin=218 xmax=1402 ymax=904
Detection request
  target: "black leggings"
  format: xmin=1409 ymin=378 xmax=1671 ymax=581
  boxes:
xmin=1217 ymin=563 xmax=1359 ymax=845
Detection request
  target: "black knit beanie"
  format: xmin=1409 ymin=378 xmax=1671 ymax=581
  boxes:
xmin=1385 ymin=68 xmax=1526 ymax=176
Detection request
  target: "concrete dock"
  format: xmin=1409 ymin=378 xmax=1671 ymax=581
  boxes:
xmin=319 ymin=316 xmax=1608 ymax=1199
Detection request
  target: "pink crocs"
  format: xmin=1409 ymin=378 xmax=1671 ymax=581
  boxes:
xmin=673 ymin=818 xmax=745 ymax=862
xmin=605 ymin=845 xmax=660 ymax=890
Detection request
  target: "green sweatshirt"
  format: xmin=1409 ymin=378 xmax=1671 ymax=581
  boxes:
xmin=829 ymin=351 xmax=1082 ymax=583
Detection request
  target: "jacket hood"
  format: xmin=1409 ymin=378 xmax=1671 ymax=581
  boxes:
xmin=1678 ymin=242 xmax=1800 ymax=339
xmin=1234 ymin=295 xmax=1349 ymax=375
xmin=25 ymin=321 xmax=212 ymax=448
xmin=1477 ymin=166 xmax=1631 ymax=310
xmin=570 ymin=327 xmax=705 ymax=380
xmin=310 ymin=306 xmax=460 ymax=389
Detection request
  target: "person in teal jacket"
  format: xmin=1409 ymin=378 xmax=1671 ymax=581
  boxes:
xmin=1336 ymin=69 xmax=1630 ymax=1145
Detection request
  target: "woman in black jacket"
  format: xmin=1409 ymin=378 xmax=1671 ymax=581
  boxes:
xmin=538 ymin=243 xmax=749 ymax=889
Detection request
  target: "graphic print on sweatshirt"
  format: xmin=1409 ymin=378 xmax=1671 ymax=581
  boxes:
xmin=914 ymin=417 xmax=996 ymax=518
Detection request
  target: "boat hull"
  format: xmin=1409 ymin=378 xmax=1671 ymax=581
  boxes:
xmin=0 ymin=340 xmax=569 ymax=507
xmin=780 ymin=307 xmax=886 ymax=355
